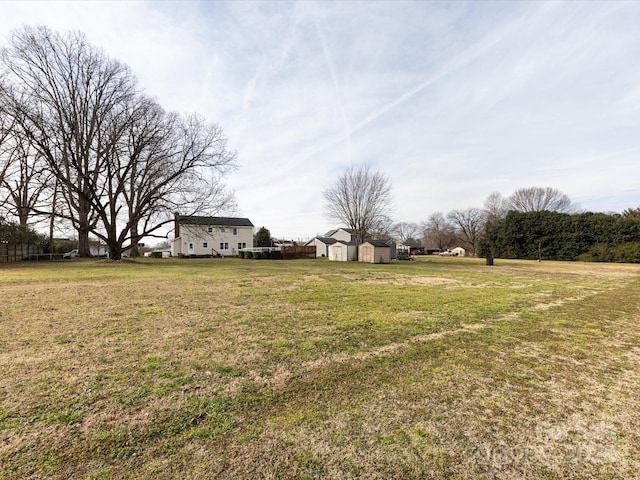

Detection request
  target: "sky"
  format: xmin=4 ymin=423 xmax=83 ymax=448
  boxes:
xmin=2 ymin=1 xmax=640 ymax=241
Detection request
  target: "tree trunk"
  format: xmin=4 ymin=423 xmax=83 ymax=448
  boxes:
xmin=77 ymin=225 xmax=91 ymax=257
xmin=129 ymin=222 xmax=140 ymax=257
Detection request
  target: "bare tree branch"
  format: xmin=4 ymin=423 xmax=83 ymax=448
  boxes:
xmin=323 ymin=165 xmax=393 ymax=252
xmin=507 ymin=186 xmax=577 ymax=213
xmin=447 ymin=207 xmax=485 ymax=256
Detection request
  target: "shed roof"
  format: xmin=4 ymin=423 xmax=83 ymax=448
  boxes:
xmin=361 ymin=240 xmax=392 ymax=248
xmin=307 ymin=237 xmax=338 ymax=245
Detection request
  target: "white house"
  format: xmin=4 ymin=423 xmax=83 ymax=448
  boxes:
xmin=451 ymin=246 xmax=466 ymax=257
xmin=324 ymin=228 xmax=355 ymax=243
xmin=328 ymin=241 xmax=357 ymax=261
xmin=171 ymin=214 xmax=254 ymax=257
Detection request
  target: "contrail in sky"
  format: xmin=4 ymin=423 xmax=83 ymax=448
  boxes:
xmin=315 ymin=19 xmax=352 ymax=165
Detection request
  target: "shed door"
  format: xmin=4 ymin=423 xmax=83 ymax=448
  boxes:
xmin=188 ymin=242 xmax=195 ymax=255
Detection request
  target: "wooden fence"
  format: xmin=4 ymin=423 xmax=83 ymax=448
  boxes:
xmin=281 ymin=245 xmax=316 ymax=260
xmin=0 ymin=244 xmax=44 ymax=263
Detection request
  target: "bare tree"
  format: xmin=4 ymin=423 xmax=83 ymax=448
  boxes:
xmin=483 ymin=191 xmax=509 ymax=220
xmin=368 ymin=215 xmax=394 ymax=241
xmin=1 ymin=26 xmax=137 ymax=256
xmin=323 ymin=165 xmax=393 ymax=252
xmin=507 ymin=186 xmax=576 ymax=213
xmin=392 ymin=221 xmax=421 ymax=244
xmin=0 ymin=89 xmax=18 ymax=193
xmin=103 ymin=100 xmax=237 ymax=258
xmin=0 ymin=126 xmax=53 ymax=227
xmin=1 ymin=26 xmax=237 ymax=259
xmin=447 ymin=207 xmax=485 ymax=256
xmin=422 ymin=212 xmax=455 ymax=252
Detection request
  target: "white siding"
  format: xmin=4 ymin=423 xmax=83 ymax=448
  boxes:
xmin=173 ymin=224 xmax=253 ymax=256
xmin=328 ymin=242 xmax=357 ymax=261
xmin=305 ymin=238 xmax=331 ymax=257
xmin=330 ymin=229 xmax=353 ymax=242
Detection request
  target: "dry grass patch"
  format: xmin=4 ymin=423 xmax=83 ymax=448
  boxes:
xmin=1 ymin=257 xmax=639 ymax=478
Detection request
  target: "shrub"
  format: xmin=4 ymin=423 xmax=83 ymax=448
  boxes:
xmin=579 ymin=243 xmax=613 ymax=262
xmin=612 ymin=242 xmax=640 ymax=263
xmin=150 ymin=251 xmax=163 ymax=258
xmin=253 ymin=251 xmax=262 ymax=260
xmin=244 ymin=251 xmax=253 ymax=259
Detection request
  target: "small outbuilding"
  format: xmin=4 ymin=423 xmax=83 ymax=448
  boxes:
xmin=328 ymin=241 xmax=357 ymax=261
xmin=305 ymin=237 xmax=337 ymax=257
xmin=358 ymin=240 xmax=391 ymax=264
xmin=451 ymin=246 xmax=466 ymax=257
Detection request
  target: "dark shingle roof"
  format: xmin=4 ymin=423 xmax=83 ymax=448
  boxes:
xmin=177 ymin=216 xmax=254 ymax=227
xmin=361 ymin=240 xmax=391 ymax=247
xmin=311 ymin=237 xmax=338 ymax=245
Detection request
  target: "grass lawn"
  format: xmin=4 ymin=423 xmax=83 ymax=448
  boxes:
xmin=1 ymin=256 xmax=639 ymax=479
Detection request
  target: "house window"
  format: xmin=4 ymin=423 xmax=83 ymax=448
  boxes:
xmin=238 ymin=242 xmax=242 ymax=250
xmin=203 ymin=242 xmax=208 ymax=248
xmin=220 ymin=242 xmax=228 ymax=250
xmin=220 ymin=242 xmax=224 ymax=251
xmin=220 ymin=227 xmax=225 ymax=233
xmin=233 ymin=228 xmax=237 ymax=235
xmin=207 ymin=227 xmax=212 ymax=233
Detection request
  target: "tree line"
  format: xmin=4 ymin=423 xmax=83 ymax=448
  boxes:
xmin=323 ymin=166 xmax=639 ymax=263
xmin=481 ymin=209 xmax=640 ymax=262
xmin=0 ymin=26 xmax=237 ymax=260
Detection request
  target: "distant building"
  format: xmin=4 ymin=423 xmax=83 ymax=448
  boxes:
xmin=305 ymin=228 xmax=355 ymax=258
xmin=171 ymin=214 xmax=254 ymax=257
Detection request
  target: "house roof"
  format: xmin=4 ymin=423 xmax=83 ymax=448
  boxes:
xmin=177 ymin=215 xmax=254 ymax=227
xmin=307 ymin=237 xmax=338 ymax=246
xmin=325 ymin=228 xmax=356 ymax=237
xmin=331 ymin=240 xmax=356 ymax=246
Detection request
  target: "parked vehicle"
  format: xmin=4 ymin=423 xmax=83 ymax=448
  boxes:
xmin=63 ymin=249 xmax=78 ymax=259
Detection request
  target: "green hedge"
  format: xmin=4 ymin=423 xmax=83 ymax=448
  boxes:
xmin=578 ymin=242 xmax=640 ymax=263
xmin=239 ymin=250 xmax=282 ymax=260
